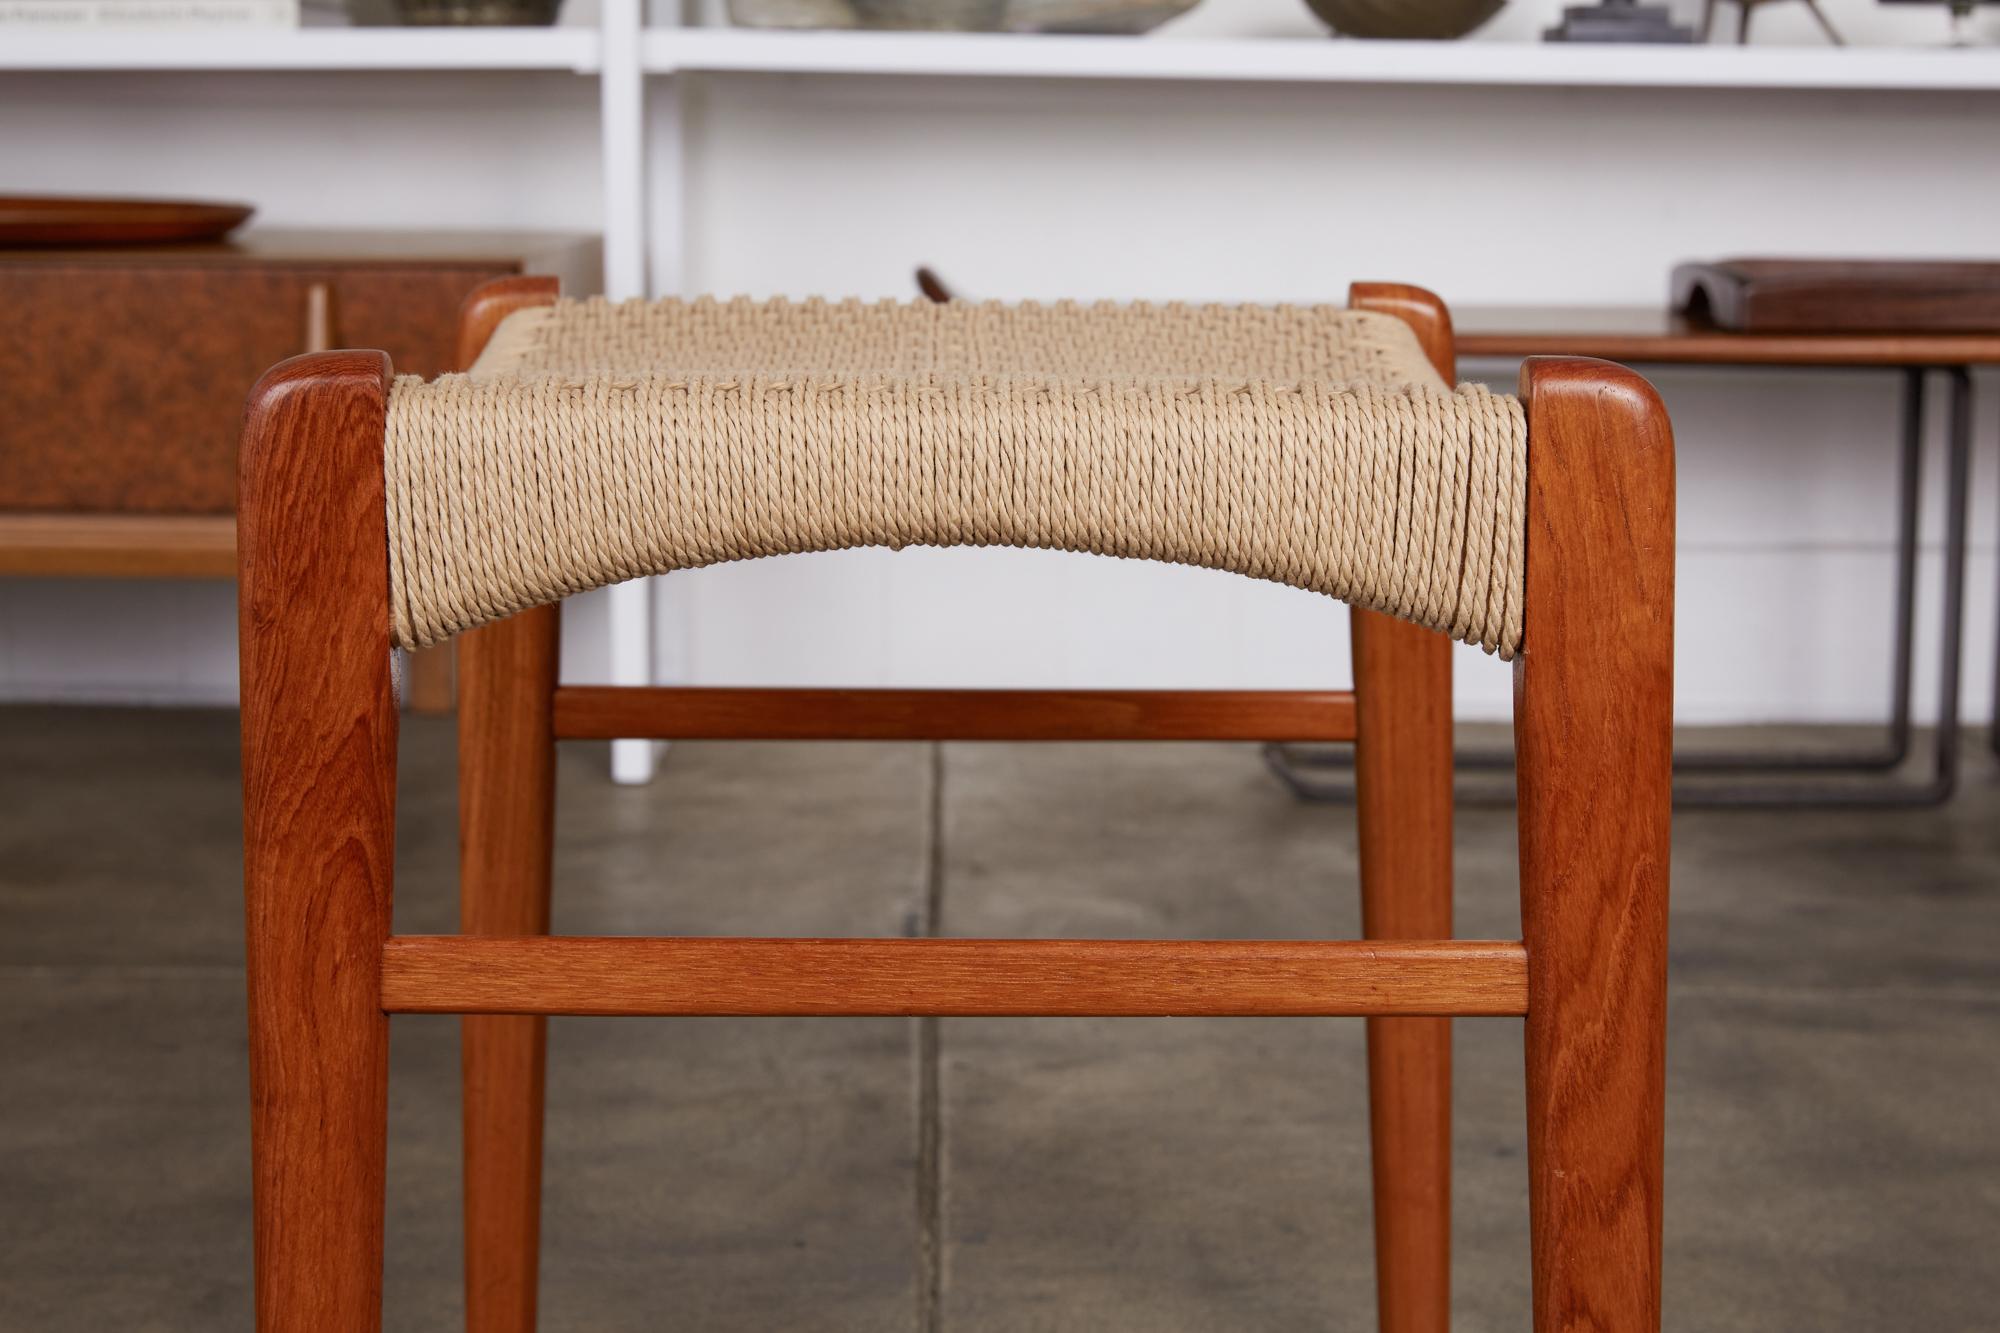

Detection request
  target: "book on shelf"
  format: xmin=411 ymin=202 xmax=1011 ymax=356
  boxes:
xmin=0 ymin=0 xmax=300 ymax=25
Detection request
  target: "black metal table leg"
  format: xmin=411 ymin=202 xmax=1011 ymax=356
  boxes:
xmin=1674 ymin=366 xmax=1924 ymax=774
xmin=1675 ymin=366 xmax=1969 ymax=807
xmin=1992 ymin=366 xmax=2000 ymax=763
xmin=1267 ymin=364 xmax=1973 ymax=808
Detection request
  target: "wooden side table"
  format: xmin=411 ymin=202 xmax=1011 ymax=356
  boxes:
xmin=1283 ymin=306 xmax=1998 ymax=807
xmin=0 ymin=228 xmax=600 ymax=711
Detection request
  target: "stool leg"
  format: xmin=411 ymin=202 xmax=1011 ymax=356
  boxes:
xmin=240 ymin=350 xmax=399 ymax=1331
xmin=458 ymin=604 xmax=561 ymax=1333
xmin=1351 ymin=607 xmax=1453 ymax=1333
xmin=1515 ymin=358 xmax=1674 ymax=1333
xmin=407 ymin=643 xmax=457 ymax=714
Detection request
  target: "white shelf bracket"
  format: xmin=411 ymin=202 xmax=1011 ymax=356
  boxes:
xmin=600 ymin=0 xmax=657 ymax=785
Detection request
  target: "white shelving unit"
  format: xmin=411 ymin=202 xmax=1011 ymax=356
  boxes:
xmin=648 ymin=27 xmax=2000 ymax=89
xmin=0 ymin=26 xmax=599 ymax=70
xmin=11 ymin=16 xmax=2000 ymax=779
xmin=13 ymin=23 xmax=2000 ymax=87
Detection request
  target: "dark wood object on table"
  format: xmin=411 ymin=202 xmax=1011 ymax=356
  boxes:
xmin=1454 ymin=298 xmax=1997 ymax=805
xmin=240 ymin=280 xmax=1674 ymax=1332
xmin=0 ymin=229 xmax=599 ymax=712
xmin=1456 ymin=302 xmax=2000 ymax=364
xmin=1671 ymin=258 xmax=2000 ymax=334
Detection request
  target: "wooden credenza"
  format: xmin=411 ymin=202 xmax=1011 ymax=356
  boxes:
xmin=0 ymin=229 xmax=600 ymax=706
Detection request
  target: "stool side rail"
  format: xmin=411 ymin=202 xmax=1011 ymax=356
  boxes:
xmin=551 ymin=685 xmax=1358 ymax=742
xmin=378 ymin=935 xmax=1531 ymax=1018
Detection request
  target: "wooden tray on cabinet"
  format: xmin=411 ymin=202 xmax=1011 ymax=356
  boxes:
xmin=0 ymin=196 xmax=255 ymax=247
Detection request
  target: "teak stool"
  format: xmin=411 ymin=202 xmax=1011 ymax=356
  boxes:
xmin=446 ymin=279 xmax=1463 ymax=1333
xmin=238 ymin=282 xmax=1675 ymax=1333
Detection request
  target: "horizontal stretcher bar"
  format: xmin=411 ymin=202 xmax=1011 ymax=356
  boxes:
xmin=550 ymin=687 xmax=1357 ymax=742
xmin=379 ymin=936 xmax=1527 ymax=1017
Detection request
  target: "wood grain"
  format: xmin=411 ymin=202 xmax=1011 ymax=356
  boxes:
xmin=0 ymin=237 xmax=591 ymax=514
xmin=0 ymin=194 xmax=252 ymax=246
xmin=552 ymin=686 xmax=1356 ymax=742
xmin=238 ymin=350 xmax=397 ymax=1333
xmin=0 ymin=512 xmax=235 ymax=577
xmin=1350 ymin=281 xmax=1458 ymax=374
xmin=1349 ymin=281 xmax=1457 ymax=1333
xmin=382 ymin=937 xmax=1529 ymax=1018
xmin=1514 ymin=356 xmax=1675 ymax=1333
xmin=457 ymin=604 xmax=560 ymax=1333
xmin=453 ymin=276 xmax=563 ymax=1333
xmin=456 ymin=274 xmax=559 ymax=371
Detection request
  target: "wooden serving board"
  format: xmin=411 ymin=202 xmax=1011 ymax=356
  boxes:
xmin=0 ymin=196 xmax=254 ymax=247
xmin=1672 ymin=258 xmax=2000 ymax=333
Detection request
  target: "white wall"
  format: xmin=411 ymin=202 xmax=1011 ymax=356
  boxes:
xmin=4 ymin=0 xmax=1999 ymax=726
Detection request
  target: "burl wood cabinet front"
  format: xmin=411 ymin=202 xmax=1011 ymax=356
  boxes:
xmin=0 ymin=235 xmax=597 ymax=515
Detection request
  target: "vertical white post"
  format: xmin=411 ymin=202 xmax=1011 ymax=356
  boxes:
xmin=600 ymin=0 xmax=655 ymax=784
xmin=650 ymin=58 xmax=686 ymax=299
xmin=649 ymin=66 xmax=692 ymax=726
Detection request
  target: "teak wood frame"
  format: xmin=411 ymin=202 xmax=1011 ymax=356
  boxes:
xmin=239 ymin=281 xmax=1674 ymax=1333
xmin=450 ymin=279 xmax=1455 ymax=1333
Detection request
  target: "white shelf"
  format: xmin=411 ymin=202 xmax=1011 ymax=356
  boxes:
xmin=646 ymin=28 xmax=2000 ymax=92
xmin=10 ymin=25 xmax=1997 ymax=89
xmin=0 ymin=27 xmax=598 ymax=72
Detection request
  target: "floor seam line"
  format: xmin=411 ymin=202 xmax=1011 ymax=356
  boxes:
xmin=1667 ymin=980 xmax=2000 ymax=1002
xmin=916 ymin=740 xmax=946 ymax=1333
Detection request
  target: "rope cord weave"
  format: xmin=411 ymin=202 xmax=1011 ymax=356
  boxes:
xmin=384 ymin=297 xmax=1527 ymax=656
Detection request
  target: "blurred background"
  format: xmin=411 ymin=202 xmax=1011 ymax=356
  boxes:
xmin=4 ymin=2 xmax=1999 ymax=1330
xmin=5 ymin=0 xmax=1999 ymax=733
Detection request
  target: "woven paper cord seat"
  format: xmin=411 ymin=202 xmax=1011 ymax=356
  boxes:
xmin=384 ymin=296 xmax=1528 ymax=656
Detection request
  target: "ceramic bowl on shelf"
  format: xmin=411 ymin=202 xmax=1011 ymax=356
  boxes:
xmin=1304 ymin=0 xmax=1504 ymax=39
xmin=726 ymin=0 xmax=1200 ymax=32
xmin=725 ymin=0 xmax=1005 ymax=27
xmin=1005 ymin=0 xmax=1200 ymax=32
xmin=392 ymin=0 xmax=559 ymax=23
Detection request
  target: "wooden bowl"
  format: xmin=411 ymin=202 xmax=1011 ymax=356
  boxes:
xmin=0 ymin=196 xmax=255 ymax=248
xmin=1304 ymin=0 xmax=1504 ymax=39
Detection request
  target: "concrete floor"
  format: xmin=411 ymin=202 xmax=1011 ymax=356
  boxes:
xmin=2 ymin=706 xmax=1997 ymax=1331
